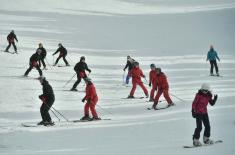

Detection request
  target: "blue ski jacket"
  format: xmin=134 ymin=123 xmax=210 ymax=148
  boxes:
xmin=207 ymin=49 xmax=220 ymax=61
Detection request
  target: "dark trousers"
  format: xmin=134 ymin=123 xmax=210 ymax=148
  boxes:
xmin=5 ymin=42 xmax=17 ymax=52
xmin=39 ymin=59 xmax=46 ymax=68
xmin=72 ymin=74 xmax=87 ymax=89
xmin=24 ymin=65 xmax=42 ymax=76
xmin=193 ymin=113 xmax=211 ymax=139
xmin=55 ymin=55 xmax=69 ymax=65
xmin=210 ymin=60 xmax=219 ymax=74
xmin=40 ymin=102 xmax=53 ymax=122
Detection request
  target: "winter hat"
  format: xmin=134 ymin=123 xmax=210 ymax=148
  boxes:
xmin=58 ymin=43 xmax=62 ymax=47
xmin=39 ymin=76 xmax=47 ymax=83
xmin=11 ymin=30 xmax=14 ymax=33
xmin=150 ymin=64 xmax=156 ymax=68
xmin=201 ymin=83 xmax=211 ymax=91
xmin=39 ymin=43 xmax=43 ymax=47
xmin=133 ymin=61 xmax=139 ymax=67
xmin=156 ymin=68 xmax=161 ymax=73
xmin=80 ymin=56 xmax=85 ymax=61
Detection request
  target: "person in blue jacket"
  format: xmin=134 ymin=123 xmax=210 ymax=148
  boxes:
xmin=206 ymin=45 xmax=220 ymax=76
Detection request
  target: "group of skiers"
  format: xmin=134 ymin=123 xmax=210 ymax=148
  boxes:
xmin=2 ymin=30 xmax=221 ymax=147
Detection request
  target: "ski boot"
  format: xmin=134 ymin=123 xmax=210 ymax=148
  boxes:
xmin=43 ymin=121 xmax=55 ymax=126
xmin=70 ymin=88 xmax=78 ymax=91
xmin=37 ymin=120 xmax=45 ymax=125
xmin=66 ymin=64 xmax=70 ymax=66
xmin=149 ymin=98 xmax=154 ymax=102
xmin=193 ymin=138 xmax=202 ymax=146
xmin=80 ymin=115 xmax=92 ymax=121
xmin=152 ymin=102 xmax=158 ymax=110
xmin=91 ymin=117 xmax=101 ymax=121
xmin=167 ymin=102 xmax=175 ymax=107
xmin=203 ymin=136 xmax=214 ymax=144
xmin=145 ymin=93 xmax=149 ymax=98
xmin=127 ymin=95 xmax=134 ymax=99
xmin=216 ymin=72 xmax=220 ymax=76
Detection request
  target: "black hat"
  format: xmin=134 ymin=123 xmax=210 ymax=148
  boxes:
xmin=39 ymin=76 xmax=47 ymax=83
xmin=150 ymin=64 xmax=156 ymax=68
xmin=80 ymin=56 xmax=85 ymax=61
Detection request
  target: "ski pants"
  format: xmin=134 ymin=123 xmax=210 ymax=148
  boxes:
xmin=72 ymin=73 xmax=87 ymax=89
xmin=150 ymin=82 xmax=157 ymax=100
xmin=40 ymin=101 xmax=54 ymax=122
xmin=130 ymin=80 xmax=148 ymax=96
xmin=193 ymin=113 xmax=211 ymax=139
xmin=39 ymin=58 xmax=46 ymax=68
xmin=24 ymin=64 xmax=42 ymax=76
xmin=125 ymin=71 xmax=131 ymax=84
xmin=154 ymin=88 xmax=172 ymax=104
xmin=210 ymin=60 xmax=219 ymax=74
xmin=55 ymin=55 xmax=69 ymax=65
xmin=84 ymin=96 xmax=98 ymax=118
xmin=5 ymin=41 xmax=17 ymax=52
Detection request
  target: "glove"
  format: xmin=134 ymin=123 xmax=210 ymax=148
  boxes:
xmin=88 ymin=70 xmax=91 ymax=73
xmin=143 ymin=75 xmax=146 ymax=78
xmin=149 ymin=83 xmax=151 ymax=87
xmin=192 ymin=110 xmax=196 ymax=118
xmin=39 ymin=95 xmax=43 ymax=100
xmin=123 ymin=68 xmax=125 ymax=71
xmin=52 ymin=53 xmax=55 ymax=56
xmin=82 ymin=97 xmax=85 ymax=102
xmin=214 ymin=94 xmax=218 ymax=103
xmin=87 ymin=99 xmax=91 ymax=104
xmin=152 ymin=102 xmax=157 ymax=110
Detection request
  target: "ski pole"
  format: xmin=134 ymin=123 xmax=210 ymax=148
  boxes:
xmin=170 ymin=93 xmax=185 ymax=102
xmin=49 ymin=108 xmax=61 ymax=122
xmin=96 ymin=104 xmax=113 ymax=115
xmin=63 ymin=73 xmax=76 ymax=88
xmin=45 ymin=58 xmax=52 ymax=70
xmin=51 ymin=106 xmax=69 ymax=122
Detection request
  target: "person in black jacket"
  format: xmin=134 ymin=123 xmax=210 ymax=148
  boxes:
xmin=38 ymin=76 xmax=55 ymax=126
xmin=24 ymin=50 xmax=42 ymax=77
xmin=71 ymin=56 xmax=91 ymax=91
xmin=52 ymin=43 xmax=69 ymax=66
xmin=4 ymin=30 xmax=18 ymax=53
xmin=37 ymin=43 xmax=47 ymax=70
xmin=123 ymin=55 xmax=136 ymax=84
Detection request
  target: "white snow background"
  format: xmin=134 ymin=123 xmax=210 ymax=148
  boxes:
xmin=0 ymin=0 xmax=235 ymax=154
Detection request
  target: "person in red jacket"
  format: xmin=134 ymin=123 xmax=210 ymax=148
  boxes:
xmin=149 ymin=64 xmax=157 ymax=102
xmin=152 ymin=68 xmax=174 ymax=109
xmin=81 ymin=78 xmax=100 ymax=121
xmin=128 ymin=62 xmax=148 ymax=98
xmin=191 ymin=83 xmax=218 ymax=146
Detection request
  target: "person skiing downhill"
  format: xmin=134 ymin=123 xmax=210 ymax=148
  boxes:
xmin=152 ymin=68 xmax=174 ymax=109
xmin=207 ymin=45 xmax=220 ymax=76
xmin=24 ymin=50 xmax=43 ymax=77
xmin=149 ymin=64 xmax=157 ymax=102
xmin=71 ymin=56 xmax=91 ymax=91
xmin=191 ymin=83 xmax=218 ymax=146
xmin=52 ymin=43 xmax=70 ymax=66
xmin=80 ymin=77 xmax=100 ymax=121
xmin=37 ymin=43 xmax=47 ymax=70
xmin=123 ymin=55 xmax=136 ymax=85
xmin=128 ymin=62 xmax=148 ymax=98
xmin=4 ymin=30 xmax=18 ymax=53
xmin=38 ymin=76 xmax=55 ymax=126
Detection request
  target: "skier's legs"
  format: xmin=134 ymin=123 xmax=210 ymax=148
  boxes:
xmin=214 ymin=61 xmax=219 ymax=74
xmin=40 ymin=59 xmax=46 ymax=68
xmin=130 ymin=81 xmax=137 ymax=96
xmin=210 ymin=61 xmax=214 ymax=74
xmin=138 ymin=81 xmax=148 ymax=96
xmin=35 ymin=65 xmax=43 ymax=76
xmin=126 ymin=72 xmax=131 ymax=84
xmin=40 ymin=103 xmax=52 ymax=122
xmin=5 ymin=42 xmax=11 ymax=51
xmin=193 ymin=116 xmax=203 ymax=139
xmin=163 ymin=89 xmax=173 ymax=104
xmin=84 ymin=103 xmax=90 ymax=116
xmin=89 ymin=97 xmax=98 ymax=118
xmin=55 ymin=55 xmax=62 ymax=65
xmin=63 ymin=56 xmax=69 ymax=65
xmin=72 ymin=76 xmax=81 ymax=89
xmin=12 ymin=42 xmax=17 ymax=52
xmin=154 ymin=89 xmax=163 ymax=103
xmin=24 ymin=65 xmax=33 ymax=76
xmin=202 ymin=114 xmax=211 ymax=138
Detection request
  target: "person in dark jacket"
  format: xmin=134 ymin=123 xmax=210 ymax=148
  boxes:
xmin=52 ymin=43 xmax=70 ymax=66
xmin=37 ymin=43 xmax=47 ymax=70
xmin=123 ymin=55 xmax=136 ymax=85
xmin=24 ymin=50 xmax=42 ymax=77
xmin=71 ymin=56 xmax=91 ymax=91
xmin=191 ymin=83 xmax=218 ymax=146
xmin=38 ymin=76 xmax=55 ymax=126
xmin=4 ymin=30 xmax=18 ymax=53
xmin=206 ymin=45 xmax=220 ymax=76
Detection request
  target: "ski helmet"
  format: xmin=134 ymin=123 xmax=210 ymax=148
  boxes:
xmin=58 ymin=43 xmax=62 ymax=47
xmin=80 ymin=56 xmax=85 ymax=61
xmin=133 ymin=61 xmax=139 ymax=67
xmin=201 ymin=83 xmax=211 ymax=91
xmin=150 ymin=64 xmax=156 ymax=68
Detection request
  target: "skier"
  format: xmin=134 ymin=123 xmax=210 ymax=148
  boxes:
xmin=37 ymin=43 xmax=47 ymax=70
xmin=71 ymin=56 xmax=91 ymax=91
xmin=152 ymin=68 xmax=174 ymax=109
xmin=52 ymin=43 xmax=70 ymax=66
xmin=24 ymin=50 xmax=43 ymax=77
xmin=206 ymin=45 xmax=220 ymax=76
xmin=149 ymin=64 xmax=157 ymax=102
xmin=191 ymin=83 xmax=218 ymax=146
xmin=128 ymin=62 xmax=148 ymax=98
xmin=4 ymin=30 xmax=18 ymax=53
xmin=38 ymin=76 xmax=55 ymax=126
xmin=81 ymin=77 xmax=100 ymax=121
xmin=123 ymin=55 xmax=136 ymax=85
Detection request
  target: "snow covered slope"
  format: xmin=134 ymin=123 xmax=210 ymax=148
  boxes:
xmin=0 ymin=0 xmax=235 ymax=155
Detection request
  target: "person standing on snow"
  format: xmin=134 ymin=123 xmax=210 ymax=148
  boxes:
xmin=81 ymin=77 xmax=100 ymax=121
xmin=52 ymin=43 xmax=70 ymax=66
xmin=152 ymin=68 xmax=174 ymax=109
xmin=123 ymin=55 xmax=136 ymax=85
xmin=71 ymin=56 xmax=91 ymax=91
xmin=191 ymin=83 xmax=218 ymax=146
xmin=128 ymin=62 xmax=148 ymax=98
xmin=4 ymin=30 xmax=18 ymax=53
xmin=206 ymin=45 xmax=220 ymax=76
xmin=38 ymin=76 xmax=55 ymax=126
xmin=149 ymin=64 xmax=157 ymax=102
xmin=37 ymin=43 xmax=47 ymax=70
xmin=24 ymin=50 xmax=43 ymax=77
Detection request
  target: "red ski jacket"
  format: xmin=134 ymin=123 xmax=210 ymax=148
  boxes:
xmin=130 ymin=67 xmax=144 ymax=82
xmin=84 ymin=83 xmax=98 ymax=102
xmin=192 ymin=90 xmax=213 ymax=114
xmin=149 ymin=70 xmax=157 ymax=85
xmin=155 ymin=72 xmax=169 ymax=90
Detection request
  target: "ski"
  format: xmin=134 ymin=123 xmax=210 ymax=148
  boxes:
xmin=72 ymin=118 xmax=111 ymax=123
xmin=58 ymin=65 xmax=70 ymax=67
xmin=183 ymin=140 xmax=223 ymax=148
xmin=1 ymin=50 xmax=15 ymax=54
xmin=209 ymin=74 xmax=223 ymax=77
xmin=147 ymin=107 xmax=169 ymax=110
xmin=121 ymin=97 xmax=145 ymax=99
xmin=21 ymin=122 xmax=55 ymax=127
